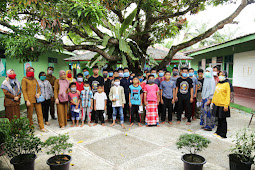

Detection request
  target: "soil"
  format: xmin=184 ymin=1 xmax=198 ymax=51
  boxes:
xmin=48 ymin=155 xmax=70 ymax=165
xmin=184 ymin=154 xmax=204 ymax=164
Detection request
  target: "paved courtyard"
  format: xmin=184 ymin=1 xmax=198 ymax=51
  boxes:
xmin=1 ymin=108 xmax=255 ymax=170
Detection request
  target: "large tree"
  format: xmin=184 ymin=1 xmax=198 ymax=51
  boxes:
xmin=0 ymin=0 xmax=254 ymax=71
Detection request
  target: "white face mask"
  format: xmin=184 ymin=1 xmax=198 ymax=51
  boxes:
xmin=48 ymin=70 xmax=53 ymax=75
xmin=213 ymin=72 xmax=218 ymax=76
xmin=219 ymin=76 xmax=226 ymax=81
xmin=77 ymin=77 xmax=83 ymax=82
xmin=114 ymin=81 xmax=120 ymax=86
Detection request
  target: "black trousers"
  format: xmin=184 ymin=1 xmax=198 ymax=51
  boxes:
xmin=95 ymin=110 xmax=105 ymax=124
xmin=216 ymin=118 xmax=227 ymax=138
xmin=123 ymin=95 xmax=129 ymax=121
xmin=42 ymin=99 xmax=50 ymax=122
xmin=177 ymin=96 xmax=192 ymax=122
xmin=107 ymin=99 xmax=113 ymax=120
xmin=158 ymin=103 xmax=163 ymax=118
xmin=162 ymin=97 xmax=173 ymax=122
xmin=130 ymin=105 xmax=141 ymax=123
xmin=91 ymin=99 xmax=95 ymax=121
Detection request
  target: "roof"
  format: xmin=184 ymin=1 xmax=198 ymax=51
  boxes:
xmin=185 ymin=33 xmax=255 ymax=57
xmin=64 ymin=46 xmax=193 ymax=61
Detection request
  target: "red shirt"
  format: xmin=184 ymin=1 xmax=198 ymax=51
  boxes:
xmin=76 ymin=82 xmax=84 ymax=92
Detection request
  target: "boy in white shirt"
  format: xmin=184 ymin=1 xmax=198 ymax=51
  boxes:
xmin=93 ymin=84 xmax=107 ymax=126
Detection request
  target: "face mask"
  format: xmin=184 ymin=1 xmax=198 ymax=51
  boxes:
xmin=119 ymin=73 xmax=124 ymax=78
xmin=130 ymin=76 xmax=133 ymax=79
xmin=8 ymin=74 xmax=16 ymax=79
xmin=151 ymin=73 xmax=157 ymax=78
xmin=189 ymin=73 xmax=194 ymax=77
xmin=219 ymin=76 xmax=226 ymax=81
xmin=143 ymin=73 xmax=146 ymax=77
xmin=148 ymin=79 xmax=155 ymax=84
xmin=123 ymin=72 xmax=130 ymax=78
xmin=48 ymin=70 xmax=53 ymax=75
xmin=182 ymin=73 xmax=188 ymax=78
xmin=83 ymin=71 xmax=89 ymax=77
xmin=103 ymin=73 xmax=108 ymax=78
xmin=173 ymin=71 xmax=178 ymax=76
xmin=40 ymin=76 xmax=46 ymax=81
xmin=213 ymin=72 xmax=218 ymax=76
xmin=71 ymin=87 xmax=76 ymax=92
xmin=204 ymin=72 xmax=212 ymax=78
xmin=27 ymin=72 xmax=34 ymax=78
xmin=109 ymin=72 xmax=113 ymax=77
xmin=139 ymin=78 xmax=143 ymax=82
xmin=84 ymin=86 xmax=90 ymax=91
xmin=133 ymin=79 xmax=139 ymax=84
xmin=114 ymin=81 xmax=120 ymax=86
xmin=77 ymin=77 xmax=83 ymax=82
xmin=60 ymin=75 xmax=66 ymax=80
xmin=97 ymin=88 xmax=103 ymax=93
xmin=67 ymin=73 xmax=72 ymax=78
xmin=165 ymin=75 xmax=171 ymax=80
xmin=158 ymin=72 xmax=164 ymax=77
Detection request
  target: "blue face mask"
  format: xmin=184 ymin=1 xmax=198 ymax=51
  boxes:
xmin=119 ymin=73 xmax=124 ymax=78
xmin=84 ymin=86 xmax=90 ymax=91
xmin=159 ymin=72 xmax=164 ymax=77
xmin=204 ymin=72 xmax=212 ymax=78
xmin=182 ymin=73 xmax=188 ymax=78
xmin=40 ymin=76 xmax=46 ymax=81
xmin=143 ymin=73 xmax=146 ymax=77
xmin=83 ymin=71 xmax=89 ymax=76
xmin=123 ymin=72 xmax=130 ymax=78
xmin=151 ymin=73 xmax=157 ymax=78
xmin=109 ymin=72 xmax=113 ymax=77
xmin=139 ymin=78 xmax=143 ymax=82
xmin=189 ymin=73 xmax=194 ymax=77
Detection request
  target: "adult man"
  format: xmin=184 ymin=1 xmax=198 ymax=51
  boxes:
xmin=120 ymin=67 xmax=131 ymax=120
xmin=46 ymin=66 xmax=57 ymax=120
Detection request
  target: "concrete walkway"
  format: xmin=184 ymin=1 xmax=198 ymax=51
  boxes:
xmin=1 ymin=108 xmax=255 ymax=170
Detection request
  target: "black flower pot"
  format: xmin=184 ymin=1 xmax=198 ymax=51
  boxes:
xmin=181 ymin=154 xmax=206 ymax=170
xmin=10 ymin=154 xmax=37 ymax=170
xmin=229 ymin=154 xmax=252 ymax=170
xmin=47 ymin=154 xmax=72 ymax=170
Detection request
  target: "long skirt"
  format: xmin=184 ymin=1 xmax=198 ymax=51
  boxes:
xmin=5 ymin=105 xmax=20 ymax=121
xmin=200 ymin=98 xmax=215 ymax=130
xmin=145 ymin=101 xmax=159 ymax=125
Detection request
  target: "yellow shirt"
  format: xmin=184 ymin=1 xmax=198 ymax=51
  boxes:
xmin=212 ymin=82 xmax=230 ymax=107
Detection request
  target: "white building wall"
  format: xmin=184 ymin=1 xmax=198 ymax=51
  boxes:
xmin=233 ymin=50 xmax=255 ymax=89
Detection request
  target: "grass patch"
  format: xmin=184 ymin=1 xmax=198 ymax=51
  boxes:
xmin=230 ymin=103 xmax=254 ymax=114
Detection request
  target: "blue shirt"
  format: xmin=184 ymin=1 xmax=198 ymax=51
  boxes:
xmin=191 ymin=77 xmax=198 ymax=96
xmin=80 ymin=90 xmax=93 ymax=107
xmin=129 ymin=85 xmax=143 ymax=105
xmin=160 ymin=80 xmax=176 ymax=99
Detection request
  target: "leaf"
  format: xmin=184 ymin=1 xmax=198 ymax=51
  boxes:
xmin=124 ymin=20 xmax=138 ymax=40
xmin=120 ymin=8 xmax=137 ymax=36
xmin=121 ymin=52 xmax=128 ymax=67
xmin=77 ymin=10 xmax=82 ymax=18
xmin=102 ymin=35 xmax=110 ymax=47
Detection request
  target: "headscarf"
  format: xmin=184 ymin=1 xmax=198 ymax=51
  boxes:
xmin=202 ymin=67 xmax=215 ymax=99
xmin=25 ymin=66 xmax=35 ymax=80
xmin=66 ymin=70 xmax=73 ymax=82
xmin=1 ymin=69 xmax=21 ymax=96
xmin=59 ymin=70 xmax=69 ymax=97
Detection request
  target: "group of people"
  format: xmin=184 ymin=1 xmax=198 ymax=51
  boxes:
xmin=1 ymin=65 xmax=232 ymax=138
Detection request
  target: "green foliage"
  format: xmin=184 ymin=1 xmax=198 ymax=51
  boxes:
xmin=230 ymin=128 xmax=255 ymax=164
xmin=4 ymin=117 xmax=43 ymax=158
xmin=176 ymin=133 xmax=211 ymax=155
xmin=43 ymin=134 xmax=73 ymax=156
xmin=120 ymin=8 xmax=137 ymax=36
xmin=0 ymin=118 xmax=10 ymax=144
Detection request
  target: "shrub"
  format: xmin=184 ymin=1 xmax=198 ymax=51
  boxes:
xmin=0 ymin=118 xmax=10 ymax=144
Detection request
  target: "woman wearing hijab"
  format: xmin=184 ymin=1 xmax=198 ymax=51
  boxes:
xmin=38 ymin=72 xmax=54 ymax=126
xmin=66 ymin=70 xmax=76 ymax=83
xmin=54 ymin=70 xmax=69 ymax=129
xmin=200 ymin=67 xmax=216 ymax=131
xmin=1 ymin=69 xmax=21 ymax=121
xmin=212 ymin=71 xmax=231 ymax=138
xmin=21 ymin=67 xmax=46 ymax=132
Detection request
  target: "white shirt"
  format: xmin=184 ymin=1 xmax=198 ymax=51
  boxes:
xmin=94 ymin=92 xmax=107 ymax=110
xmin=113 ymin=86 xmax=121 ymax=107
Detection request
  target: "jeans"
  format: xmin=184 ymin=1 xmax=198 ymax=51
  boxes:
xmin=113 ymin=107 xmax=124 ymax=124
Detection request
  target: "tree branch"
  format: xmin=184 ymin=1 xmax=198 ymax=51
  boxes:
xmin=112 ymin=9 xmax=124 ymax=23
xmin=157 ymin=0 xmax=249 ymax=68
xmin=63 ymin=44 xmax=120 ymax=61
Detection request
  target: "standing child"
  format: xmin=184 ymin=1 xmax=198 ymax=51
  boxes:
xmin=129 ymin=77 xmax=143 ymax=127
xmin=80 ymin=81 xmax=93 ymax=127
xmin=175 ymin=67 xmax=193 ymax=125
xmin=68 ymin=82 xmax=81 ymax=127
xmin=109 ymin=77 xmax=126 ymax=128
xmin=196 ymin=69 xmax=204 ymax=118
xmin=144 ymin=75 xmax=160 ymax=127
xmin=189 ymin=68 xmax=198 ymax=120
xmin=160 ymin=71 xmax=176 ymax=125
xmin=93 ymin=84 xmax=107 ymax=126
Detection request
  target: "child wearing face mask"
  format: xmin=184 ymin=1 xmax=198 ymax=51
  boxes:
xmin=109 ymin=77 xmax=126 ymax=128
xmin=68 ymin=82 xmax=81 ymax=127
xmin=76 ymin=73 xmax=84 ymax=94
xmin=93 ymin=85 xmax=107 ymax=126
xmin=144 ymin=75 xmax=160 ymax=127
xmin=80 ymin=81 xmax=93 ymax=127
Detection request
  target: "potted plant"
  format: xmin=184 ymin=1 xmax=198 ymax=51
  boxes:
xmin=4 ymin=117 xmax=42 ymax=170
xmin=229 ymin=128 xmax=255 ymax=170
xmin=0 ymin=118 xmax=10 ymax=156
xmin=176 ymin=133 xmax=211 ymax=170
xmin=44 ymin=134 xmax=73 ymax=170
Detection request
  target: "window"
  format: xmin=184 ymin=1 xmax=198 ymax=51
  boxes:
xmin=48 ymin=57 xmax=58 ymax=64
